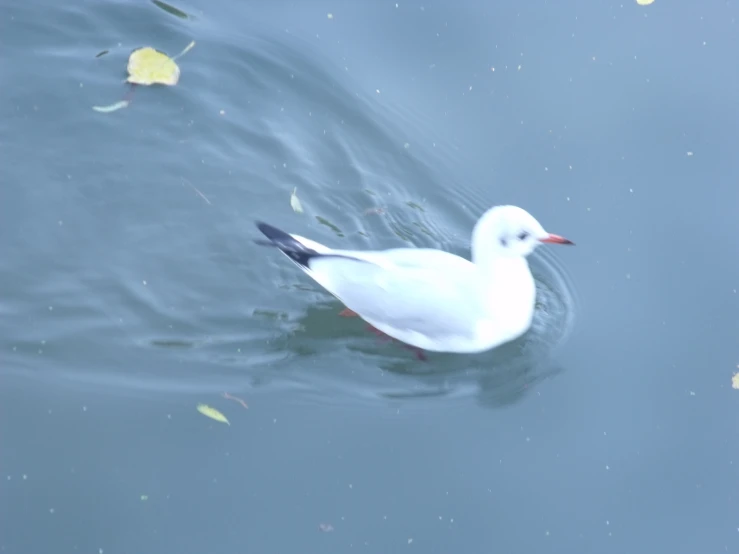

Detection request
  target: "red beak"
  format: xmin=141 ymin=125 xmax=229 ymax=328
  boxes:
xmin=540 ymin=233 xmax=574 ymax=245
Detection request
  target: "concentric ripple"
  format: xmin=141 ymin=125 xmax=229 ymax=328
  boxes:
xmin=258 ymin=240 xmax=579 ymax=410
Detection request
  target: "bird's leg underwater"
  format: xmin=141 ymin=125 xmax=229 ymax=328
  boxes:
xmin=338 ymin=306 xmax=427 ymax=361
xmin=404 ymin=344 xmax=428 ymax=361
xmin=365 ymin=324 xmax=392 ymax=342
xmin=365 ymin=324 xmax=428 ymax=361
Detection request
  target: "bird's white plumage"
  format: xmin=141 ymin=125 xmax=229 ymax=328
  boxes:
xmin=258 ymin=205 xmax=572 ymax=354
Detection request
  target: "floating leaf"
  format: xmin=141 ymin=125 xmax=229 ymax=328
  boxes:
xmin=732 ymin=372 xmax=739 ymax=390
xmin=196 ymin=403 xmax=230 ymax=425
xmin=151 ymin=0 xmax=189 ymax=19
xmin=635 ymin=0 xmax=654 ymax=4
xmin=95 ymin=50 xmax=109 ymax=58
xmin=182 ymin=178 xmax=212 ymax=205
xmin=93 ymin=40 xmax=195 ymax=114
xmin=92 ymin=100 xmax=130 ymax=113
xmin=127 ymin=41 xmax=195 ymax=86
xmin=290 ymin=187 xmax=304 ymax=213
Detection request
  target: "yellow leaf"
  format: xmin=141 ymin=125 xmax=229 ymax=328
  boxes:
xmin=732 ymin=372 xmax=739 ymax=390
xmin=635 ymin=0 xmax=654 ymax=5
xmin=290 ymin=187 xmax=304 ymax=213
xmin=126 ymin=40 xmax=195 ymax=86
xmin=196 ymin=403 xmax=230 ymax=425
xmin=127 ymin=47 xmax=179 ymax=85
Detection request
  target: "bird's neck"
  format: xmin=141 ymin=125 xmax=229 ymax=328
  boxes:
xmin=470 ymin=217 xmax=536 ymax=319
xmin=474 ymin=254 xmax=532 ymax=290
xmin=473 ymin=252 xmax=537 ymax=340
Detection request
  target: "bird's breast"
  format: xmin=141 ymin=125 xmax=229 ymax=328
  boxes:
xmin=478 ymin=262 xmax=537 ymax=346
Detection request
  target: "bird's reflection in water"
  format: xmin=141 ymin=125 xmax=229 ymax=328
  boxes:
xmin=372 ymin=338 xmax=566 ymax=409
xmin=349 ymin=313 xmax=567 ymax=409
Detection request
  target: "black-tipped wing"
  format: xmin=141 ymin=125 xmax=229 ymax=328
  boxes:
xmin=255 ymin=221 xmax=368 ymax=269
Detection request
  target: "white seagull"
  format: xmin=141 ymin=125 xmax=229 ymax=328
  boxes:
xmin=255 ymin=205 xmax=573 ymax=358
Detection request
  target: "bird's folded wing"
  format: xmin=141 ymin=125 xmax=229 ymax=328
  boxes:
xmin=309 ymin=255 xmax=483 ymax=341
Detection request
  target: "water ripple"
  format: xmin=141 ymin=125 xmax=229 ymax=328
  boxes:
xmin=1 ymin=14 xmax=579 ymax=410
xmin=255 ymin=242 xmax=577 ymax=410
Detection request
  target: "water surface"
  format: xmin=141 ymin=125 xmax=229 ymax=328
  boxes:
xmin=2 ymin=0 xmax=739 ymax=552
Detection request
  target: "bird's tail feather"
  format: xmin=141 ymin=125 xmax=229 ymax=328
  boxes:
xmin=254 ymin=221 xmax=368 ymax=269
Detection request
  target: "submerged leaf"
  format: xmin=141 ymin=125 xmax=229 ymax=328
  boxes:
xmin=126 ymin=40 xmax=195 ymax=86
xmin=196 ymin=403 xmax=230 ymax=425
xmin=151 ymin=0 xmax=189 ymax=19
xmin=318 ymin=523 xmax=334 ymax=532
xmin=92 ymin=100 xmax=130 ymax=113
xmin=95 ymin=50 xmax=110 ymax=58
xmin=222 ymin=392 xmax=248 ymax=409
xmin=290 ymin=187 xmax=304 ymax=213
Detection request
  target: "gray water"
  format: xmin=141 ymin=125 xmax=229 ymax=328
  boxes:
xmin=2 ymin=1 xmax=739 ymax=552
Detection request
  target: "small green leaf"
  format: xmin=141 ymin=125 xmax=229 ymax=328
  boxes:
xmin=151 ymin=0 xmax=190 ymax=19
xmin=196 ymin=403 xmax=230 ymax=425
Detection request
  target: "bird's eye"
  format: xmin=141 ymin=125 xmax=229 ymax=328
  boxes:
xmin=517 ymin=231 xmax=530 ymax=241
